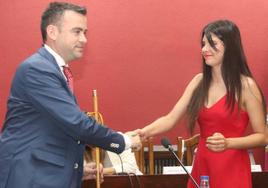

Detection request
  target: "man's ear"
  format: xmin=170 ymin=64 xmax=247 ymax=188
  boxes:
xmin=46 ymin=25 xmax=58 ymax=41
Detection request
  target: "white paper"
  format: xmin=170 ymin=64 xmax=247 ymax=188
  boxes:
xmin=163 ymin=166 xmax=192 ymax=174
xmin=251 ymin=165 xmax=262 ymax=172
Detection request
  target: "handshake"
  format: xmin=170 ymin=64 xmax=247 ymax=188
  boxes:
xmin=125 ymin=129 xmax=146 ymax=152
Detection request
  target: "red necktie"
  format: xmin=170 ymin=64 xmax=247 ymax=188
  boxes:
xmin=63 ymin=66 xmax=74 ymax=93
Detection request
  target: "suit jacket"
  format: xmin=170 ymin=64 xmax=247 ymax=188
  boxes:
xmin=0 ymin=47 xmax=125 ymax=188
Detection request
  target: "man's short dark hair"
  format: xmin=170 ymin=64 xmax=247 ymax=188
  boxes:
xmin=41 ymin=2 xmax=87 ymax=43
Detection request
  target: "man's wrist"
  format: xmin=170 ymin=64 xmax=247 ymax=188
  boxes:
xmin=118 ymin=132 xmax=131 ymax=150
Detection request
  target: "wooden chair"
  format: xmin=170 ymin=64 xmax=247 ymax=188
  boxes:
xmin=135 ymin=137 xmax=154 ymax=174
xmin=177 ymin=134 xmax=200 ymax=166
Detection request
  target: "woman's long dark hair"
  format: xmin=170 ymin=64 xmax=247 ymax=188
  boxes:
xmin=187 ymin=20 xmax=266 ymax=133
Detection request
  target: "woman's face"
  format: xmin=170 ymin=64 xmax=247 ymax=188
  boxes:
xmin=201 ymin=33 xmax=225 ymax=67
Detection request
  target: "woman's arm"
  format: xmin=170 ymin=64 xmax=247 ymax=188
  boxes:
xmin=138 ymin=73 xmax=203 ymax=139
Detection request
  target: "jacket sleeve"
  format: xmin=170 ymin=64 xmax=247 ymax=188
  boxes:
xmin=20 ymin=60 xmax=125 ymax=154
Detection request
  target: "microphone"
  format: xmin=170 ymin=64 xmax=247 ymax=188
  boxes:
xmin=116 ymin=154 xmax=128 ymax=175
xmin=161 ymin=137 xmax=200 ymax=188
xmin=116 ymin=154 xmax=140 ymax=188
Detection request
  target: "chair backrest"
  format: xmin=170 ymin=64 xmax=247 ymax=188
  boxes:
xmin=135 ymin=137 xmax=154 ymax=174
xmin=177 ymin=134 xmax=200 ymax=166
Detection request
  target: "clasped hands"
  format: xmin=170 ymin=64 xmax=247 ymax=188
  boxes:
xmin=206 ymin=132 xmax=228 ymax=152
xmin=125 ymin=131 xmax=142 ymax=152
xmin=125 ymin=129 xmax=148 ymax=152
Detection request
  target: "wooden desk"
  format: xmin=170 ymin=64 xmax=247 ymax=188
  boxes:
xmin=82 ymin=172 xmax=268 ymax=188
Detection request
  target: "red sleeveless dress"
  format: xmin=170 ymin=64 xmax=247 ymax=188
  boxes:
xmin=187 ymin=95 xmax=251 ymax=188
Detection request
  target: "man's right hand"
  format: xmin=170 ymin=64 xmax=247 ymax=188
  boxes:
xmin=125 ymin=131 xmax=142 ymax=151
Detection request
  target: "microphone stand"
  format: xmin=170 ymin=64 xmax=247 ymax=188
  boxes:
xmin=167 ymin=145 xmax=200 ymax=188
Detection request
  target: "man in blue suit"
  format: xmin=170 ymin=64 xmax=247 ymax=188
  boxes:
xmin=0 ymin=2 xmax=141 ymax=188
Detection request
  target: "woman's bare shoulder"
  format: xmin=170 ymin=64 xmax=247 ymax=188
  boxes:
xmin=189 ymin=73 xmax=203 ymax=87
xmin=182 ymin=73 xmax=203 ymax=94
xmin=241 ymin=76 xmax=262 ymax=101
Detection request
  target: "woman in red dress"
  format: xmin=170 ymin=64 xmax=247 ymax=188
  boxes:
xmin=136 ymin=20 xmax=267 ymax=188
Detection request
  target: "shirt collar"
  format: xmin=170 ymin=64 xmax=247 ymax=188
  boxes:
xmin=44 ymin=44 xmax=67 ymax=67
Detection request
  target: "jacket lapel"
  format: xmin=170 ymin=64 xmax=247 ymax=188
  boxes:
xmin=37 ymin=47 xmax=77 ymax=102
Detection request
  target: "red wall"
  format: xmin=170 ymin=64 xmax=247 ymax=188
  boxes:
xmin=1 ymin=0 xmax=268 ymax=166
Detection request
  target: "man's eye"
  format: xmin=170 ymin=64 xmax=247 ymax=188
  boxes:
xmin=72 ymin=30 xmax=81 ymax=35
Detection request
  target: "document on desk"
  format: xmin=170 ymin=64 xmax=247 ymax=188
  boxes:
xmin=163 ymin=166 xmax=192 ymax=174
xmin=251 ymin=165 xmax=262 ymax=172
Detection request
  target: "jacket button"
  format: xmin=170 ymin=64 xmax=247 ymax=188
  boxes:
xmin=74 ymin=163 xmax=79 ymax=169
xmin=77 ymin=140 xmax=81 ymax=145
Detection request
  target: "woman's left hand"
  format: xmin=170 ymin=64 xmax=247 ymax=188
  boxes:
xmin=206 ymin=132 xmax=227 ymax=152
